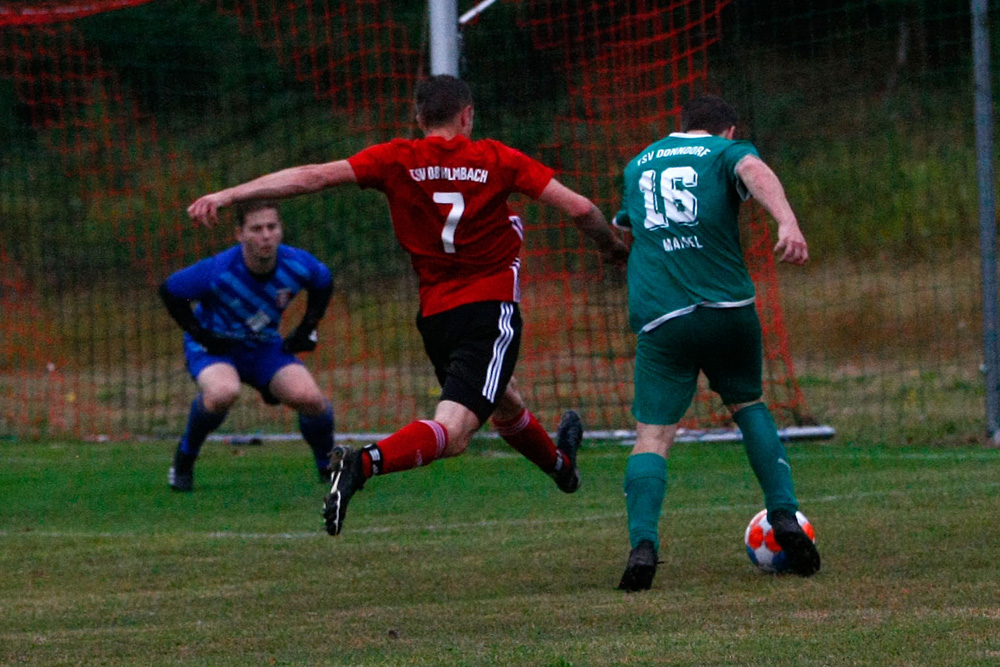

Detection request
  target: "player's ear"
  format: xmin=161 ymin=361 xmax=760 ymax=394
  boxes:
xmin=722 ymin=125 xmax=736 ymax=140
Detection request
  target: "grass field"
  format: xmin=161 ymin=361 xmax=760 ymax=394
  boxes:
xmin=3 ymin=437 xmax=1000 ymax=665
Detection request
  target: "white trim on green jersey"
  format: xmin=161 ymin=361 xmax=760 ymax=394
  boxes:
xmin=639 ymin=296 xmax=757 ymax=333
xmin=617 ymin=132 xmax=760 ymax=333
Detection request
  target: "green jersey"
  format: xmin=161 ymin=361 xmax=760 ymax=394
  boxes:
xmin=615 ymin=132 xmax=759 ymax=333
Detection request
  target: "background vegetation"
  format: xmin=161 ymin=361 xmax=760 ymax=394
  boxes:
xmin=2 ymin=0 xmax=982 ymax=265
xmin=0 ymin=0 xmax=995 ymax=443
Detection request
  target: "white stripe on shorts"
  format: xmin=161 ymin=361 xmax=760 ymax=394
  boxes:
xmin=511 ymin=257 xmax=521 ymax=303
xmin=482 ymin=302 xmax=515 ymax=403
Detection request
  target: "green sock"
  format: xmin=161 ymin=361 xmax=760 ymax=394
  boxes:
xmin=734 ymin=403 xmax=798 ymax=514
xmin=623 ymin=452 xmax=667 ymax=551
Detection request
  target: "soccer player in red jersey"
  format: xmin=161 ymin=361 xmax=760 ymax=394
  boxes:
xmin=188 ymin=75 xmax=629 ymax=536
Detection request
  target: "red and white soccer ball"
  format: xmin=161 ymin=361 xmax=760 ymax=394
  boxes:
xmin=744 ymin=509 xmax=816 ymax=573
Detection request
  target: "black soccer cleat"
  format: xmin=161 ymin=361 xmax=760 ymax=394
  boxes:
xmin=168 ymin=449 xmax=195 ymax=492
xmin=551 ymin=410 xmax=583 ymax=493
xmin=769 ymin=508 xmax=821 ymax=577
xmin=318 ymin=465 xmax=334 ymax=484
xmin=168 ymin=467 xmax=193 ymax=492
xmin=617 ymin=539 xmax=661 ymax=592
xmin=322 ymin=445 xmax=366 ymax=536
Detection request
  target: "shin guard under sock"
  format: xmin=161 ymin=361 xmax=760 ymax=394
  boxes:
xmin=733 ymin=402 xmax=798 ymax=514
xmin=492 ymin=409 xmax=566 ymax=473
xmin=299 ymin=404 xmax=335 ymax=470
xmin=177 ymin=394 xmax=227 ymax=466
xmin=364 ymin=420 xmax=449 ymax=477
xmin=623 ymin=453 xmax=667 ymax=551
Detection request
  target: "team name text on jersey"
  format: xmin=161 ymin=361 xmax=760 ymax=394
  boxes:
xmin=409 ymin=166 xmax=490 ymax=184
xmin=636 ymin=146 xmax=712 ymax=167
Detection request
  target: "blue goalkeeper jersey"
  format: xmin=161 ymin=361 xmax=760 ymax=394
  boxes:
xmin=163 ymin=245 xmax=332 ymax=345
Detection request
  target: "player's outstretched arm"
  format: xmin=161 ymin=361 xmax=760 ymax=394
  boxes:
xmin=158 ymin=281 xmax=232 ymax=355
xmin=736 ymin=155 xmax=808 ymax=265
xmin=538 ymin=179 xmax=630 ymax=267
xmin=187 ymin=160 xmax=358 ymax=227
xmin=283 ymin=281 xmax=333 ymax=354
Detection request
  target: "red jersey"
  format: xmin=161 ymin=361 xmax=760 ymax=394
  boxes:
xmin=347 ymin=135 xmax=555 ymax=316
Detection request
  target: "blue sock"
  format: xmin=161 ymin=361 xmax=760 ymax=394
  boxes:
xmin=177 ymin=394 xmax=227 ymax=462
xmin=623 ymin=452 xmax=667 ymax=551
xmin=299 ymin=403 xmax=335 ymax=470
xmin=733 ymin=402 xmax=798 ymax=514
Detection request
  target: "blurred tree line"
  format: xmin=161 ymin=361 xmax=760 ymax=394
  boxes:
xmin=0 ymin=0 xmax=987 ymax=274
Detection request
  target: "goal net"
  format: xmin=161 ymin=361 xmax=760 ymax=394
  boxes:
xmin=0 ymin=0 xmax=815 ymax=440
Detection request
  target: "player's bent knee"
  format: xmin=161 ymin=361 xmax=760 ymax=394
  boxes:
xmin=726 ymin=398 xmax=764 ymax=416
xmin=492 ymin=396 xmax=525 ymax=423
xmin=202 ymin=387 xmax=239 ymax=412
xmin=285 ymin=391 xmax=327 ymax=415
xmin=433 ymin=399 xmax=483 ymax=458
xmin=442 ymin=435 xmax=471 ymax=458
xmin=438 ymin=423 xmax=477 ymax=458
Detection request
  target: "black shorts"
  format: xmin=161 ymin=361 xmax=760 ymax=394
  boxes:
xmin=416 ymin=301 xmax=522 ymax=423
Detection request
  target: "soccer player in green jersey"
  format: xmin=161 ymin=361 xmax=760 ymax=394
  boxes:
xmin=612 ymin=95 xmax=819 ymax=591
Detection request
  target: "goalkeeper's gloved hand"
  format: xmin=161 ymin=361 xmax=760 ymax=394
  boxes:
xmin=282 ymin=327 xmax=318 ymax=354
xmin=192 ymin=329 xmax=233 ymax=356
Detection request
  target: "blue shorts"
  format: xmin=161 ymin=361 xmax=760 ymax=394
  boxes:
xmin=184 ymin=336 xmax=302 ymax=402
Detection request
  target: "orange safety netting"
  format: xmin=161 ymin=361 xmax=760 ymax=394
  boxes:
xmin=0 ymin=0 xmax=812 ymax=439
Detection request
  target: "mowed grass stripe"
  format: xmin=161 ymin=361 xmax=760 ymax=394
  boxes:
xmin=2 ymin=440 xmax=1000 ymax=665
xmin=3 ymin=470 xmax=1000 ymax=542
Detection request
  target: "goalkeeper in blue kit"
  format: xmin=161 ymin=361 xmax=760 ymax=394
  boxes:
xmin=613 ymin=95 xmax=820 ymax=590
xmin=159 ymin=200 xmax=335 ymax=491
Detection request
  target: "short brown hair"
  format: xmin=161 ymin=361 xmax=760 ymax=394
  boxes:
xmin=234 ymin=200 xmax=280 ymax=227
xmin=680 ymin=95 xmax=738 ymax=135
xmin=415 ymin=75 xmax=473 ymax=129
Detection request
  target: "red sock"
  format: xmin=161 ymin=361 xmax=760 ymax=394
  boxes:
xmin=362 ymin=420 xmax=448 ymax=477
xmin=492 ymin=409 xmax=567 ymax=473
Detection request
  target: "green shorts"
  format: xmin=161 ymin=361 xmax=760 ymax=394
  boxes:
xmin=632 ymin=304 xmax=763 ymax=425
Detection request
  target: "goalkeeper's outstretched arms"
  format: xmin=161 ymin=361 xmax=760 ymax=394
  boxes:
xmin=282 ymin=273 xmax=333 ymax=355
xmin=158 ymin=281 xmax=232 ymax=355
xmin=187 ymin=160 xmax=358 ymax=228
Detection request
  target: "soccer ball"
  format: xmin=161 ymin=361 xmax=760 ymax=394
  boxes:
xmin=744 ymin=508 xmax=815 ymax=573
